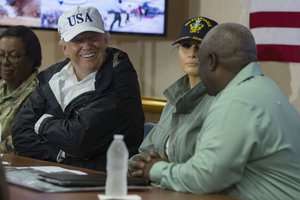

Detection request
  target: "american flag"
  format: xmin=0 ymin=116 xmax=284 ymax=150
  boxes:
xmin=249 ymin=0 xmax=300 ymax=63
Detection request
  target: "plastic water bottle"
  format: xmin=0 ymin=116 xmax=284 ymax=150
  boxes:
xmin=105 ymin=134 xmax=129 ymax=197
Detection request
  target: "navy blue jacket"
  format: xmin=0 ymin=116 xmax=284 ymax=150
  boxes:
xmin=12 ymin=48 xmax=144 ymax=171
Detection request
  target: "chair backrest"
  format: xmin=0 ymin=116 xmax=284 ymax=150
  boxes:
xmin=143 ymin=122 xmax=156 ymax=138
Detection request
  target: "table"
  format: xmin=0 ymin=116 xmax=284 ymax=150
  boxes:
xmin=2 ymin=154 xmax=239 ymax=200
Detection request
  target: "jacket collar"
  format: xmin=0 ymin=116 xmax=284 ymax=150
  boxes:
xmin=164 ymin=75 xmax=208 ymax=112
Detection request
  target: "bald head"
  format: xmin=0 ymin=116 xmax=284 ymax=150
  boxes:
xmin=202 ymin=23 xmax=257 ymax=66
xmin=198 ymin=23 xmax=257 ymax=95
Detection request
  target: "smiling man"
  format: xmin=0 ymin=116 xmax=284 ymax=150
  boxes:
xmin=11 ymin=6 xmax=144 ymax=171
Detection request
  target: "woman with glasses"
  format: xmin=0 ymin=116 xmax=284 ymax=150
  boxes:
xmin=0 ymin=25 xmax=42 ymax=153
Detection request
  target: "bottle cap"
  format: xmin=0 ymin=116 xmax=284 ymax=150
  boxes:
xmin=114 ymin=134 xmax=124 ymax=140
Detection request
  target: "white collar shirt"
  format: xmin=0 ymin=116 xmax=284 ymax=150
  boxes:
xmin=49 ymin=62 xmax=96 ymax=111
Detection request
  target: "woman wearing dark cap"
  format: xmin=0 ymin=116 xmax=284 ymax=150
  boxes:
xmin=128 ymin=16 xmax=218 ymax=190
xmin=0 ymin=25 xmax=42 ymax=153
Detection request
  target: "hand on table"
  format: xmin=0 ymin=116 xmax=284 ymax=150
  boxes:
xmin=128 ymin=151 xmax=168 ymax=180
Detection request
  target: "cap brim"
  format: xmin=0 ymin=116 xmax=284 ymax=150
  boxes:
xmin=171 ymin=36 xmax=203 ymax=46
xmin=63 ymin=26 xmax=105 ymax=42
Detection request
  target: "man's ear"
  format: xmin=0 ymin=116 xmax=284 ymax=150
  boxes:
xmin=61 ymin=43 xmax=68 ymax=57
xmin=208 ymin=52 xmax=218 ymax=71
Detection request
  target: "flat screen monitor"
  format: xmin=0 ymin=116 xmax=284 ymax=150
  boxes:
xmin=0 ymin=0 xmax=167 ymax=36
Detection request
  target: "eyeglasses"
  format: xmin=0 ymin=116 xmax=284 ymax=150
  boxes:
xmin=0 ymin=54 xmax=26 ymax=64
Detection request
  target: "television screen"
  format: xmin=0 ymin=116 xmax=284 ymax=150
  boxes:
xmin=0 ymin=0 xmax=167 ymax=36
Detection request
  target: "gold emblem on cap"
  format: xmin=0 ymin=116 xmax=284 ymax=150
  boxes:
xmin=189 ymin=20 xmax=204 ymax=34
xmin=185 ymin=17 xmax=214 ymax=34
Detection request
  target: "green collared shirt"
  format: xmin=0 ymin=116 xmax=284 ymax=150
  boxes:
xmin=0 ymin=72 xmax=38 ymax=153
xmin=149 ymin=62 xmax=300 ymax=200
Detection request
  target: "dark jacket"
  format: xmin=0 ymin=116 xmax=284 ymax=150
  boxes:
xmin=12 ymin=48 xmax=144 ymax=171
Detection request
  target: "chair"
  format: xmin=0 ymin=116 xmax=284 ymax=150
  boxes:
xmin=143 ymin=122 xmax=156 ymax=138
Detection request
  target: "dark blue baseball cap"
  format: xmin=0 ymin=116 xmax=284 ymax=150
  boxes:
xmin=172 ymin=16 xmax=218 ymax=45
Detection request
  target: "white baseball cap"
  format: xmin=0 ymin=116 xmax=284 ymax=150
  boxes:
xmin=57 ymin=6 xmax=105 ymax=42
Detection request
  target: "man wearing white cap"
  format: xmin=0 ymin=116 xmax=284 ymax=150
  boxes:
xmin=11 ymin=6 xmax=144 ymax=171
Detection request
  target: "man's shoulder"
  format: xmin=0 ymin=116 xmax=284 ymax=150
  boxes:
xmin=105 ymin=47 xmax=135 ymax=72
xmin=107 ymin=47 xmax=129 ymax=63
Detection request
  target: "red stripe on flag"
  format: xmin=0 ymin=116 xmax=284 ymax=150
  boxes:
xmin=256 ymin=44 xmax=300 ymax=62
xmin=250 ymin=12 xmax=300 ymax=28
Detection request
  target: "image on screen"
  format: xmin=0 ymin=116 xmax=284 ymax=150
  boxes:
xmin=0 ymin=0 xmax=167 ymax=36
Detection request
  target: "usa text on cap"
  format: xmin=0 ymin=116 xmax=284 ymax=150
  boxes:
xmin=57 ymin=6 xmax=105 ymax=42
